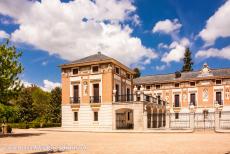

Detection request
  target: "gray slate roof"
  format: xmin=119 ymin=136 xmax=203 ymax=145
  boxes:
xmin=66 ymin=52 xmax=112 ymax=65
xmin=134 ymin=68 xmax=230 ymax=85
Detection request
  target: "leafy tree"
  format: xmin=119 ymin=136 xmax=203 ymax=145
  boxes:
xmin=30 ymin=86 xmax=50 ymax=122
xmin=0 ymin=40 xmax=23 ymax=104
xmin=15 ymin=88 xmax=34 ymax=122
xmin=47 ymin=87 xmax=62 ymax=123
xmin=0 ymin=103 xmax=18 ymax=123
xmin=182 ymin=47 xmax=193 ymax=72
xmin=133 ymin=67 xmax=141 ymax=78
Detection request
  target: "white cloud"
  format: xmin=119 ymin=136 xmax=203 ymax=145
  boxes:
xmin=195 ymin=45 xmax=230 ymax=60
xmin=152 ymin=19 xmax=182 ymax=34
xmin=158 ymin=43 xmax=169 ymax=49
xmin=21 ymin=79 xmax=61 ymax=92
xmin=199 ymin=0 xmax=230 ymax=46
xmin=0 ymin=0 xmax=157 ymax=66
xmin=161 ymin=38 xmax=190 ymax=63
xmin=21 ymin=80 xmax=33 ymax=88
xmin=155 ymin=64 xmax=167 ymax=71
xmin=41 ymin=80 xmax=61 ymax=92
xmin=0 ymin=30 xmax=9 ymax=38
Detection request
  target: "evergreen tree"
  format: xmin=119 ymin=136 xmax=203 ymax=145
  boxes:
xmin=182 ymin=47 xmax=193 ymax=72
xmin=0 ymin=40 xmax=23 ymax=104
xmin=133 ymin=68 xmax=141 ymax=78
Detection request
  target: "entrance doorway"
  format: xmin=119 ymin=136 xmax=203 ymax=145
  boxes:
xmin=116 ymin=108 xmax=133 ymax=129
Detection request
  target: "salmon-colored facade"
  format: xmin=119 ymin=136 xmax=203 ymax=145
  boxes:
xmin=60 ymin=53 xmax=230 ymax=131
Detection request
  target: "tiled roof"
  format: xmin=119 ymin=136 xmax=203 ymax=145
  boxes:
xmin=134 ymin=68 xmax=230 ymax=85
xmin=65 ymin=52 xmax=112 ymax=65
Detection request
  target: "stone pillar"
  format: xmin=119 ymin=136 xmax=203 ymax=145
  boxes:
xmin=143 ymin=109 xmax=148 ymax=130
xmin=165 ymin=104 xmax=170 ymax=129
xmin=189 ymin=104 xmax=195 ymax=130
xmin=140 ymin=85 xmax=144 ymax=102
xmin=161 ymin=112 xmax=164 ymax=128
xmin=215 ymin=103 xmax=220 ymax=131
xmin=133 ymin=86 xmax=137 ymax=102
xmin=113 ymin=89 xmax=116 ymax=103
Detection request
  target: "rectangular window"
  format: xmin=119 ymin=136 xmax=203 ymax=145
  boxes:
xmin=146 ymin=85 xmax=151 ymax=90
xmin=190 ymin=82 xmax=196 ymax=86
xmin=174 ymin=94 xmax=180 ymax=107
xmin=216 ymin=80 xmax=222 ymax=85
xmin=94 ymin=112 xmax=98 ymax=121
xmin=74 ymin=112 xmax=78 ymax=121
xmin=156 ymin=85 xmax=161 ymax=89
xmin=126 ymin=73 xmax=131 ymax=79
xmin=175 ymin=113 xmax=179 ymax=119
xmin=137 ymin=86 xmax=141 ymax=90
xmin=72 ymin=68 xmax=79 ymax=75
xmin=115 ymin=67 xmax=120 ymax=74
xmin=175 ymin=83 xmax=180 ymax=88
xmin=92 ymin=66 xmax=99 ymax=73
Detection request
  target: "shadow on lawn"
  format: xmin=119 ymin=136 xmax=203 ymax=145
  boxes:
xmin=0 ymin=133 xmax=45 ymax=138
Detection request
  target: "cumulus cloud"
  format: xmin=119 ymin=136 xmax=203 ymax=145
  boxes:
xmin=161 ymin=38 xmax=190 ymax=63
xmin=0 ymin=0 xmax=157 ymax=66
xmin=199 ymin=0 xmax=230 ymax=46
xmin=22 ymin=79 xmax=61 ymax=92
xmin=158 ymin=43 xmax=169 ymax=49
xmin=41 ymin=80 xmax=61 ymax=92
xmin=0 ymin=30 xmax=9 ymax=38
xmin=21 ymin=80 xmax=33 ymax=88
xmin=195 ymin=45 xmax=230 ymax=60
xmin=152 ymin=19 xmax=182 ymax=34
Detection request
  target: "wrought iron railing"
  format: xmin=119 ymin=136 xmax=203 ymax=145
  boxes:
xmin=90 ymin=96 xmax=101 ymax=103
xmin=115 ymin=94 xmax=133 ymax=102
xmin=190 ymin=101 xmax=196 ymax=106
xmin=70 ymin=97 xmax=80 ymax=104
xmin=216 ymin=100 xmax=223 ymax=105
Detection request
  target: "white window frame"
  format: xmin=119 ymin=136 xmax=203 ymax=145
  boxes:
xmin=115 ymin=66 xmax=120 ymax=75
xmin=215 ymin=79 xmax=222 ymax=85
xmin=71 ymin=67 xmax=79 ymax=75
xmin=91 ymin=65 xmax=99 ymax=74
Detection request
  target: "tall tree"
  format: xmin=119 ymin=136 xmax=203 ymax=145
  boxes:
xmin=47 ymin=87 xmax=62 ymax=123
xmin=182 ymin=47 xmax=193 ymax=72
xmin=133 ymin=68 xmax=141 ymax=78
xmin=0 ymin=40 xmax=23 ymax=104
xmin=30 ymin=86 xmax=50 ymax=122
xmin=15 ymin=88 xmax=34 ymax=122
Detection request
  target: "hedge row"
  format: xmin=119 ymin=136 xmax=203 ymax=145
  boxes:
xmin=1 ymin=123 xmax=61 ymax=129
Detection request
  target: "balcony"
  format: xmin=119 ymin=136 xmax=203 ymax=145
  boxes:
xmin=70 ymin=97 xmax=80 ymax=110
xmin=115 ymin=94 xmax=134 ymax=102
xmin=90 ymin=96 xmax=101 ymax=103
xmin=70 ymin=97 xmax=80 ymax=104
xmin=190 ymin=101 xmax=196 ymax=106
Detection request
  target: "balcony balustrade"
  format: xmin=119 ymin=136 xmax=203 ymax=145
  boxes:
xmin=90 ymin=96 xmax=101 ymax=103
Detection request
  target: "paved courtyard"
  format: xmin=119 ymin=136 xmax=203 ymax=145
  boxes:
xmin=0 ymin=128 xmax=230 ymax=154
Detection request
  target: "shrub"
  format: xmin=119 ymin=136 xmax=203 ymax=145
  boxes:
xmin=9 ymin=123 xmax=29 ymax=129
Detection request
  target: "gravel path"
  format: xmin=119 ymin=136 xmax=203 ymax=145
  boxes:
xmin=0 ymin=128 xmax=230 ymax=154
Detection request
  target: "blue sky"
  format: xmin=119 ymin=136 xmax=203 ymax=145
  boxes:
xmin=0 ymin=0 xmax=230 ymax=90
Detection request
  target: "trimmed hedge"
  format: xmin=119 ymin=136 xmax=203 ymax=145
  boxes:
xmin=1 ymin=123 xmax=61 ymax=129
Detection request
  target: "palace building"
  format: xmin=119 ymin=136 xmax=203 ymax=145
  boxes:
xmin=60 ymin=52 xmax=230 ymax=131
